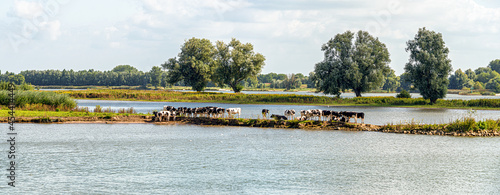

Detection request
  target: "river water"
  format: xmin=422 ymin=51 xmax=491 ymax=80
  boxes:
xmin=77 ymin=100 xmax=500 ymax=125
xmin=1 ymin=123 xmax=499 ymax=194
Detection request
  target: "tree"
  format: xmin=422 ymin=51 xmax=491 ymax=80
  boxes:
xmin=164 ymin=37 xmax=216 ymax=92
xmin=213 ymin=38 xmax=266 ymax=92
xmin=465 ymin=68 xmax=476 ymax=81
xmin=149 ymin=66 xmax=162 ymax=89
xmin=314 ymin=30 xmax=391 ymax=97
xmin=485 ymin=76 xmax=500 ymax=93
xmin=112 ymin=65 xmax=139 ymax=73
xmin=404 ymin=27 xmax=452 ymax=104
xmin=488 ymin=59 xmax=500 ymax=74
xmin=448 ymin=69 xmax=471 ymax=89
xmin=382 ymin=69 xmax=400 ymax=92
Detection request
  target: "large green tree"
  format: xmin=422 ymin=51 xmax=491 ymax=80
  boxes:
xmin=112 ymin=65 xmax=139 ymax=73
xmin=404 ymin=27 xmax=452 ymax=104
xmin=382 ymin=69 xmax=400 ymax=92
xmin=149 ymin=66 xmax=162 ymax=89
xmin=448 ymin=69 xmax=472 ymax=89
xmin=163 ymin=38 xmax=216 ymax=92
xmin=488 ymin=59 xmax=500 ymax=74
xmin=213 ymin=38 xmax=266 ymax=92
xmin=314 ymin=30 xmax=391 ymax=97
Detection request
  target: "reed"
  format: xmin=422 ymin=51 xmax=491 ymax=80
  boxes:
xmin=0 ymin=90 xmax=76 ymax=110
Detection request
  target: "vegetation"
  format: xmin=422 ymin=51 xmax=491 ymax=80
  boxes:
xmin=163 ymin=38 xmax=217 ymax=92
xmin=405 ymin=27 xmax=453 ymax=104
xmin=396 ymin=90 xmax=411 ymax=98
xmin=382 ymin=117 xmax=500 ymax=135
xmin=314 ymin=30 xmax=391 ymax=97
xmin=0 ymin=90 xmax=76 ymax=110
xmin=58 ymin=89 xmax=500 ymax=109
xmin=213 ymin=38 xmax=266 ymax=92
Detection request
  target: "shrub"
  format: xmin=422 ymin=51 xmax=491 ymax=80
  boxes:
xmin=396 ymin=90 xmax=411 ymax=98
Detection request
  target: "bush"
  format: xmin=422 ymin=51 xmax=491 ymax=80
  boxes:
xmin=396 ymin=90 xmax=411 ymax=98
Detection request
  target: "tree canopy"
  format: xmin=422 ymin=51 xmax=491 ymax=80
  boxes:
xmin=163 ymin=37 xmax=216 ymax=92
xmin=404 ymin=27 xmax=452 ymax=104
xmin=112 ymin=65 xmax=139 ymax=73
xmin=488 ymin=59 xmax=500 ymax=74
xmin=313 ymin=30 xmax=391 ymax=97
xmin=213 ymin=38 xmax=266 ymax=92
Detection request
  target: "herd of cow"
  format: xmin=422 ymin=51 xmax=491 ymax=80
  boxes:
xmin=153 ymin=106 xmax=365 ymax=123
xmin=263 ymin=109 xmax=364 ymax=123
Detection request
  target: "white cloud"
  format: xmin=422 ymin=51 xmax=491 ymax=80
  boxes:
xmin=13 ymin=0 xmax=43 ymax=19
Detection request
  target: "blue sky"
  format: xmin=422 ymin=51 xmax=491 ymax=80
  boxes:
xmin=1 ymin=0 xmax=499 ymax=75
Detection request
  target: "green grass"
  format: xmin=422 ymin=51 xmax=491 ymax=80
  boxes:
xmin=57 ymin=89 xmax=500 ymax=109
xmin=0 ymin=109 xmax=147 ymax=118
xmin=382 ymin=117 xmax=500 ymax=133
xmin=0 ymin=90 xmax=76 ymax=110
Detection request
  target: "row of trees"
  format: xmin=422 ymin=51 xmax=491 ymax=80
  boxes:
xmin=162 ymin=38 xmax=265 ymax=92
xmin=448 ymin=60 xmax=500 ymax=92
xmin=18 ymin=65 xmax=158 ymax=87
xmin=313 ymin=28 xmax=453 ymax=103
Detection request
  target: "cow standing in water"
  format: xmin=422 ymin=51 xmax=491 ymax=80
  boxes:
xmin=226 ymin=108 xmax=241 ymax=118
xmin=284 ymin=109 xmax=296 ymax=120
xmin=262 ymin=109 xmax=269 ymax=119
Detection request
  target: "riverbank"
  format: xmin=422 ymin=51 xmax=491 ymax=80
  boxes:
xmin=2 ymin=115 xmax=498 ymax=137
xmin=56 ymin=89 xmax=500 ymax=110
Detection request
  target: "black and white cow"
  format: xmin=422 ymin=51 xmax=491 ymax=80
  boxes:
xmin=284 ymin=109 xmax=296 ymax=120
xmin=295 ymin=116 xmax=307 ymax=121
xmin=262 ymin=109 xmax=269 ymax=119
xmin=271 ymin=114 xmax=287 ymax=121
xmin=340 ymin=111 xmax=364 ymax=123
xmin=226 ymin=108 xmax=241 ymax=118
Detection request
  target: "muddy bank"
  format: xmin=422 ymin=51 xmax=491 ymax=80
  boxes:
xmin=1 ymin=116 xmax=498 ymax=137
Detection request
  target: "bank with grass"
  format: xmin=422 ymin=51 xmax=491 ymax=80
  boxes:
xmin=57 ymin=89 xmax=500 ymax=109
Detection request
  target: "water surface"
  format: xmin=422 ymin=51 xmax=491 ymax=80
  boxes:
xmin=1 ymin=124 xmax=499 ymax=194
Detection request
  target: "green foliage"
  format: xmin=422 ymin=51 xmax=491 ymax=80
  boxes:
xmin=149 ymin=66 xmax=163 ymax=89
xmin=164 ymin=37 xmax=216 ymax=92
xmin=383 ymin=69 xmax=400 ymax=92
xmin=62 ymin=89 xmax=500 ymax=109
xmin=485 ymin=76 xmax=500 ymax=93
xmin=314 ymin=30 xmax=391 ymax=97
xmin=448 ymin=69 xmax=472 ymax=89
xmin=213 ymin=38 xmax=266 ymax=93
xmin=0 ymin=90 xmax=76 ymax=109
xmin=404 ymin=27 xmax=452 ymax=104
xmin=487 ymin=59 xmax=500 ymax=74
xmin=112 ymin=65 xmax=139 ymax=73
xmin=396 ymin=90 xmax=411 ymax=98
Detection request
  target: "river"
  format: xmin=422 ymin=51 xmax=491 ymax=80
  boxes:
xmin=77 ymin=100 xmax=500 ymax=125
xmin=1 ymin=124 xmax=499 ymax=194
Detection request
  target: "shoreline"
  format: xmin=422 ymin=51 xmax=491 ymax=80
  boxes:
xmin=2 ymin=116 xmax=498 ymax=137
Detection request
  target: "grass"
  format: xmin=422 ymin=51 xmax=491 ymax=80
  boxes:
xmin=0 ymin=90 xmax=76 ymax=110
xmin=57 ymin=89 xmax=500 ymax=109
xmin=382 ymin=117 xmax=500 ymax=133
xmin=0 ymin=109 xmax=146 ymax=118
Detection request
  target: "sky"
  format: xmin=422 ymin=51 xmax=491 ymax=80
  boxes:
xmin=0 ymin=0 xmax=499 ymax=75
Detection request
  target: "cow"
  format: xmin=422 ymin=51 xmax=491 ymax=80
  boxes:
xmin=262 ymin=109 xmax=269 ymax=119
xmin=215 ymin=108 xmax=226 ymax=118
xmin=163 ymin=106 xmax=176 ymax=112
xmin=322 ymin=110 xmax=332 ymax=121
xmin=284 ymin=109 xmax=296 ymax=120
xmin=295 ymin=116 xmax=307 ymax=121
xmin=311 ymin=109 xmax=323 ymax=121
xmin=340 ymin=111 xmax=364 ymax=123
xmin=271 ymin=114 xmax=287 ymax=121
xmin=226 ymin=108 xmax=241 ymax=118
xmin=154 ymin=110 xmax=175 ymax=122
xmin=300 ymin=110 xmax=312 ymax=118
xmin=331 ymin=111 xmax=342 ymax=121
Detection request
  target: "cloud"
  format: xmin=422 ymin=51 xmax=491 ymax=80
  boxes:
xmin=41 ymin=20 xmax=61 ymax=40
xmin=13 ymin=0 xmax=43 ymax=19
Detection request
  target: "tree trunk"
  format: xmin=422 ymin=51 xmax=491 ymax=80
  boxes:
xmin=354 ymin=89 xmax=362 ymax=97
xmin=430 ymin=98 xmax=437 ymax=105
